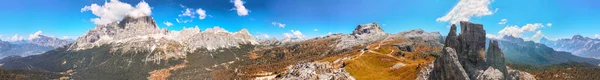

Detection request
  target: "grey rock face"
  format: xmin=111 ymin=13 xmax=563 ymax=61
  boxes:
xmin=351 ymin=22 xmax=385 ymax=36
xmin=476 ymin=67 xmax=504 ymax=80
xmin=430 ymin=21 xmax=537 ymax=80
xmin=69 ymin=16 xmax=167 ymax=50
xmin=507 ymin=69 xmax=536 ymax=80
xmin=429 ymin=47 xmax=470 ymax=80
xmin=444 ymin=24 xmax=459 ymax=49
xmin=486 ymin=40 xmax=508 ymax=79
xmin=392 ymin=29 xmax=443 ymax=47
xmin=334 ymin=22 xmax=388 ymax=51
xmin=457 ymin=21 xmax=487 ymax=66
xmin=455 ymin=21 xmax=489 ymax=79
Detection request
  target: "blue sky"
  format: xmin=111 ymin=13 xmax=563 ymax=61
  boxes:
xmin=0 ymin=0 xmax=599 ymax=41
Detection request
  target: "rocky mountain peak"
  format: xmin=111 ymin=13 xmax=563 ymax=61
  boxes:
xmin=28 ymin=35 xmax=72 ymax=48
xmin=118 ymin=16 xmax=157 ymax=29
xmin=486 ymin=40 xmax=508 ymax=79
xmin=572 ymin=35 xmax=585 ymax=40
xmin=457 ymin=21 xmax=487 ymax=67
xmin=352 ymin=22 xmax=385 ymax=35
xmin=431 ymin=21 xmax=535 ymax=80
xmin=444 ymin=24 xmax=459 ymax=49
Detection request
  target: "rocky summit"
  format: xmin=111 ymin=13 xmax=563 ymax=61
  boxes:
xmin=428 ymin=21 xmax=534 ymax=80
xmin=486 ymin=40 xmax=508 ymax=79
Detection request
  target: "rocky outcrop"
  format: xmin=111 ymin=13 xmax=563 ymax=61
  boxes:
xmin=278 ymin=58 xmax=355 ymax=80
xmin=507 ymin=69 xmax=535 ymax=80
xmin=334 ymin=22 xmax=388 ymax=51
xmin=476 ymin=67 xmax=504 ymax=80
xmin=69 ymin=16 xmax=167 ymax=51
xmin=429 ymin=21 xmax=536 ymax=80
xmin=351 ymin=22 xmax=385 ymax=36
xmin=444 ymin=24 xmax=459 ymax=49
xmin=456 ymin=21 xmax=487 ymax=67
xmin=429 ymin=47 xmax=470 ymax=80
xmin=486 ymin=40 xmax=508 ymax=79
xmin=455 ymin=21 xmax=489 ymax=79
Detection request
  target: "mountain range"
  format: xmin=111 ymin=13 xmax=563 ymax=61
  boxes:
xmin=540 ymin=35 xmax=600 ymax=59
xmin=498 ymin=36 xmax=600 ymax=66
xmin=0 ymin=34 xmax=73 ymax=59
xmin=0 ymin=16 xmax=599 ymax=80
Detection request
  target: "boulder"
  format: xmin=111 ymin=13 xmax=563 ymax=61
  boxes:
xmin=476 ymin=67 xmax=504 ymax=80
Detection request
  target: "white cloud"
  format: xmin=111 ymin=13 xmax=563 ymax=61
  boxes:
xmin=283 ymin=30 xmax=304 ymax=40
xmin=531 ymin=30 xmax=544 ymax=40
xmin=163 ymin=21 xmax=173 ymax=27
xmin=498 ymin=19 xmax=507 ymax=24
xmin=595 ymin=34 xmax=600 ymax=39
xmin=486 ymin=34 xmax=502 ymax=39
xmin=495 ymin=23 xmax=548 ymax=41
xmin=498 ymin=25 xmax=523 ymax=37
xmin=176 ymin=6 xmax=207 ymax=23
xmin=7 ymin=34 xmax=23 ymax=41
xmin=261 ymin=34 xmax=270 ymax=39
xmin=196 ymin=8 xmax=207 ymax=20
xmin=28 ymin=30 xmax=43 ymax=40
xmin=233 ymin=0 xmax=249 ymax=16
xmin=179 ymin=8 xmax=195 ymax=18
xmin=546 ymin=23 xmax=552 ymax=27
xmin=498 ymin=23 xmax=545 ymax=37
xmin=314 ymin=29 xmax=318 ymax=32
xmin=436 ymin=0 xmax=494 ymax=24
xmin=520 ymin=23 xmax=544 ymax=32
xmin=81 ymin=0 xmax=152 ymax=25
xmin=271 ymin=22 xmax=286 ymax=28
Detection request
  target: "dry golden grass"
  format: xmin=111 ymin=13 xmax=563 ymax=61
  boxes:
xmin=320 ymin=38 xmax=439 ymax=80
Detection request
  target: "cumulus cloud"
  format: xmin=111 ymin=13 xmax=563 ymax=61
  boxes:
xmin=196 ymin=8 xmax=207 ymax=20
xmin=28 ymin=30 xmax=43 ymax=40
xmin=179 ymin=8 xmax=195 ymax=18
xmin=176 ymin=5 xmax=207 ymax=23
xmin=546 ymin=23 xmax=552 ymax=27
xmin=595 ymin=34 xmax=600 ymax=39
xmin=7 ymin=34 xmax=24 ymax=41
xmin=81 ymin=0 xmax=152 ymax=25
xmin=498 ymin=19 xmax=507 ymax=24
xmin=520 ymin=23 xmax=544 ymax=32
xmin=437 ymin=0 xmax=494 ymax=24
xmin=233 ymin=0 xmax=249 ymax=16
xmin=485 ymin=34 xmax=499 ymax=39
xmin=531 ymin=30 xmax=544 ymax=41
xmin=271 ymin=22 xmax=286 ymax=28
xmin=283 ymin=30 xmax=304 ymax=40
xmin=498 ymin=25 xmax=523 ymax=37
xmin=163 ymin=21 xmax=173 ymax=27
xmin=261 ymin=34 xmax=270 ymax=39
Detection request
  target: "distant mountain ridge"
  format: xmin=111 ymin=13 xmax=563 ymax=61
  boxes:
xmin=540 ymin=35 xmax=600 ymax=59
xmin=0 ymin=34 xmax=73 ymax=59
xmin=499 ymin=36 xmax=600 ymax=66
